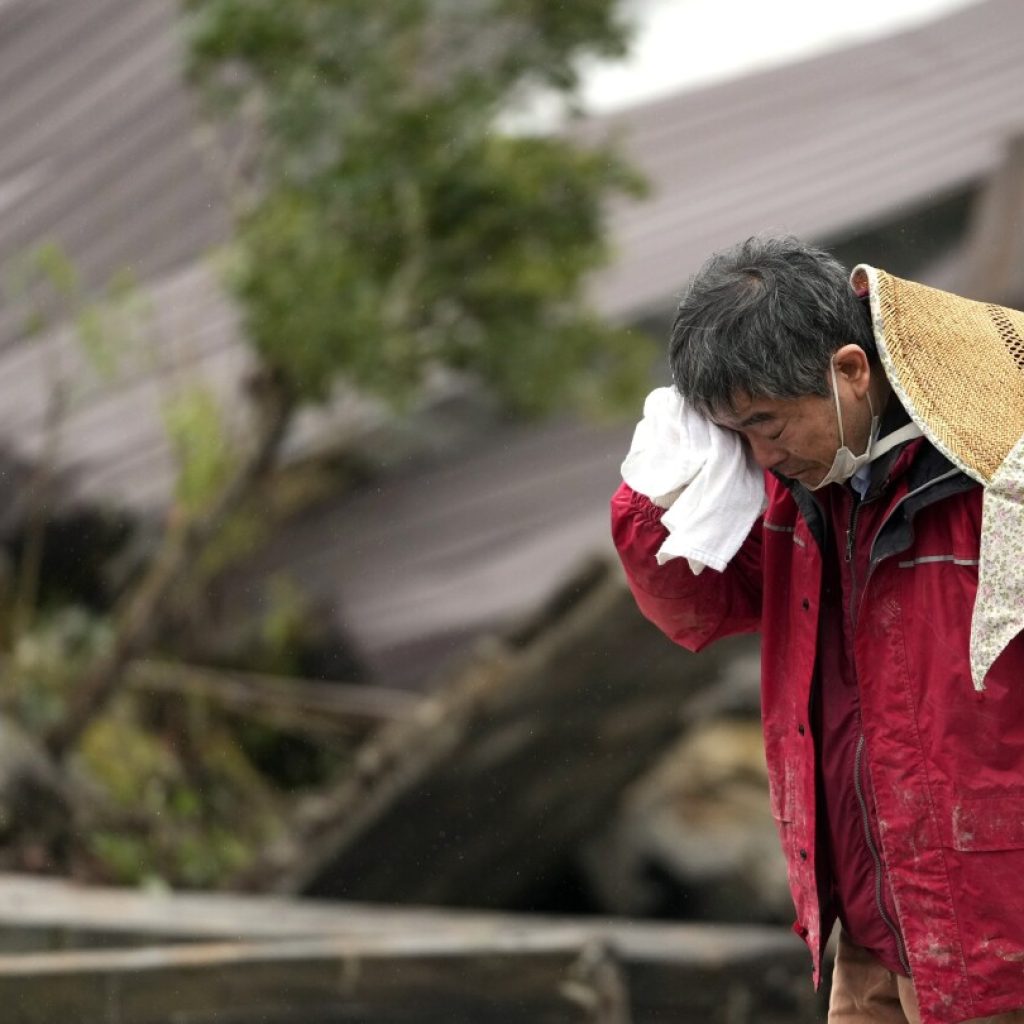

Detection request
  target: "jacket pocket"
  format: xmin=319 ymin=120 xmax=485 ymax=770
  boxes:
xmin=950 ymin=795 xmax=1024 ymax=852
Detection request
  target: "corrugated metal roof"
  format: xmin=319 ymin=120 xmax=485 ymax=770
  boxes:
xmin=0 ymin=0 xmax=227 ymax=303
xmin=0 ymin=0 xmax=1021 ymax=511
xmin=587 ymin=0 xmax=1024 ymax=317
xmin=0 ymin=0 xmax=235 ymax=509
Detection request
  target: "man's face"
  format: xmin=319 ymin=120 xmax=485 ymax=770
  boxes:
xmin=709 ymin=345 xmax=877 ymax=487
xmin=711 ymin=352 xmax=876 ymax=488
xmin=711 ymin=390 xmax=844 ymax=488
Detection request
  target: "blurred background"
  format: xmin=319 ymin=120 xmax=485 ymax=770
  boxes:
xmin=0 ymin=0 xmax=1021 ymax=1020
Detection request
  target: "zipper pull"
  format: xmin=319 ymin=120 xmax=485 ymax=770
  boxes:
xmin=846 ymin=526 xmax=854 ymax=562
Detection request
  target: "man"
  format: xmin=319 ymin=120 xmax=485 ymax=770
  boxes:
xmin=611 ymin=236 xmax=1024 ymax=1024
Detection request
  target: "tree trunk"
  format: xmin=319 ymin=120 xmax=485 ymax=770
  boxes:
xmin=43 ymin=373 xmax=294 ymax=760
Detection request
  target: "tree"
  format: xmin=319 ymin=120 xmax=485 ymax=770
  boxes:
xmin=182 ymin=0 xmax=651 ymax=415
xmin=40 ymin=0 xmax=651 ymax=761
xmin=0 ymin=3 xmax=652 ymax=892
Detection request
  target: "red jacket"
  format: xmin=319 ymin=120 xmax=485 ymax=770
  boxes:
xmin=611 ymin=438 xmax=1024 ymax=1024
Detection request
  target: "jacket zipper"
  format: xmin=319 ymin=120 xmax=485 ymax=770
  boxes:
xmin=830 ymin=465 xmax=961 ymax=980
xmin=847 ymin=487 xmax=909 ymax=975
xmin=854 ymin=732 xmax=911 ymax=976
xmin=845 ymin=495 xmax=862 ymax=644
xmin=845 ymin=497 xmax=860 ymax=563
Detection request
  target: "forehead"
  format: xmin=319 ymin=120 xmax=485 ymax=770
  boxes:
xmin=710 ymin=392 xmax=796 ymax=430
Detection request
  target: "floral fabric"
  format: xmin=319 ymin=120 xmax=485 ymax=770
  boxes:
xmin=972 ymin=434 xmax=1024 ymax=689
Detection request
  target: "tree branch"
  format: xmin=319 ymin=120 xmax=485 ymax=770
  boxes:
xmin=43 ymin=372 xmax=295 ymax=760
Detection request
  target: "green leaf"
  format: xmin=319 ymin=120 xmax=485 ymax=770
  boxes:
xmin=162 ymin=386 xmax=237 ymax=516
xmin=182 ymin=0 xmax=650 ymax=419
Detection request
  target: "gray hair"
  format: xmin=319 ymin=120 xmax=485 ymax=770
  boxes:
xmin=668 ymin=236 xmax=876 ymax=415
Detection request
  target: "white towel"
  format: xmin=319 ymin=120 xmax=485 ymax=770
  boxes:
xmin=621 ymin=387 xmax=766 ymax=574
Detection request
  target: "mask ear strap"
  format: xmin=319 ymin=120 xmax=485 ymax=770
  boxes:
xmin=829 ymin=360 xmax=845 ymax=448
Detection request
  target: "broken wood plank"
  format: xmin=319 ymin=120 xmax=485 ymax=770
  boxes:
xmin=126 ymin=660 xmax=420 ymax=735
xmin=0 ymin=874 xmax=794 ymax=955
xmin=0 ymin=874 xmax=820 ymax=1022
xmin=241 ymin=557 xmax=758 ymax=907
xmin=0 ymin=935 xmax=630 ymax=1024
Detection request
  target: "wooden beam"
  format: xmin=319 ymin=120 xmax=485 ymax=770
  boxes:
xmin=245 ymin=559 xmax=757 ymax=907
xmin=0 ymin=874 xmax=793 ymax=953
xmin=0 ymin=875 xmax=821 ymax=1022
xmin=0 ymin=935 xmax=630 ymax=1024
xmin=126 ymin=660 xmax=421 ymax=734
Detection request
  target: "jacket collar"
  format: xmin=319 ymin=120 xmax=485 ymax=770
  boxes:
xmin=773 ymin=392 xmax=976 ymax=556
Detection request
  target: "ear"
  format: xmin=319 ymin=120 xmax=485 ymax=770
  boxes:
xmin=832 ymin=343 xmax=871 ymax=399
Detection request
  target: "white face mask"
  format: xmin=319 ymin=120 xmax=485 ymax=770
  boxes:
xmin=807 ymin=360 xmax=920 ymax=491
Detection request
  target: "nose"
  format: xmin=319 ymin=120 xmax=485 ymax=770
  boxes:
xmin=745 ymin=433 xmax=787 ymax=471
